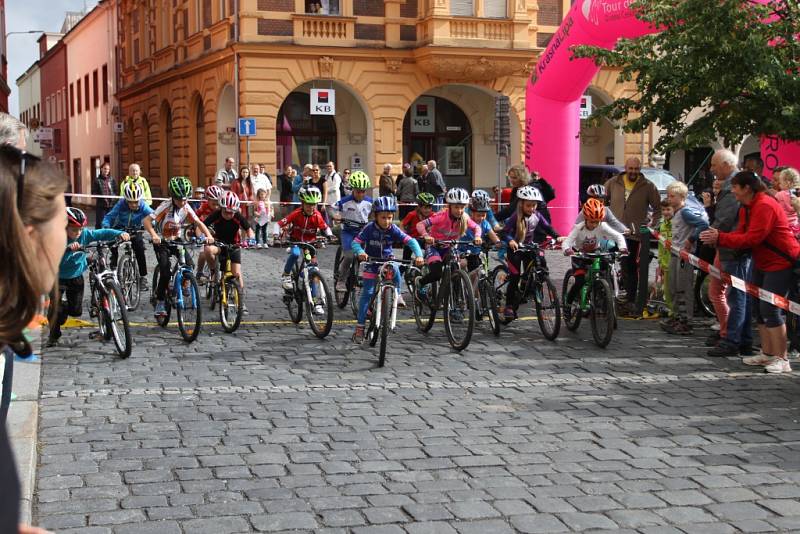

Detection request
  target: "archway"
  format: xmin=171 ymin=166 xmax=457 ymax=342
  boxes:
xmin=579 ymin=86 xmax=619 ymax=166
xmin=190 ymin=93 xmax=206 ymax=186
xmin=217 ymin=85 xmax=236 ymax=173
xmin=159 ymin=101 xmax=174 ymax=191
xmin=739 ymin=135 xmax=761 ymax=164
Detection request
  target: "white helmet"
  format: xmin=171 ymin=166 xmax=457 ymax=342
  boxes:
xmin=123 ymin=182 xmax=144 ymax=202
xmin=471 ymin=189 xmax=490 ymax=201
xmin=517 ymin=185 xmax=543 ymax=202
xmin=445 ymin=188 xmax=470 ymax=205
xmin=220 ymin=190 xmax=241 ymax=212
xmin=206 ymin=185 xmax=224 ymax=201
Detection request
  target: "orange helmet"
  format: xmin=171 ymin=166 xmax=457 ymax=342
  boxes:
xmin=582 ymin=198 xmax=605 ymax=222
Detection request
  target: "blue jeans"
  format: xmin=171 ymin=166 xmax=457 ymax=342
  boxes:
xmin=283 ymin=246 xmax=318 ymax=297
xmin=722 ymin=257 xmax=753 ymax=347
xmin=357 ymin=264 xmax=402 ymax=326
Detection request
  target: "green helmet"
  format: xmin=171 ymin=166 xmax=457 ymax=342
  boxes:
xmin=168 ymin=176 xmax=193 ymax=199
xmin=416 ymin=192 xmax=435 ymax=206
xmin=299 ymin=186 xmax=322 ymax=204
xmin=348 ymin=171 xmax=371 ymax=191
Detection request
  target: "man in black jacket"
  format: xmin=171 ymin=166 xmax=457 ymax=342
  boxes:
xmin=92 ymin=162 xmax=117 ymax=229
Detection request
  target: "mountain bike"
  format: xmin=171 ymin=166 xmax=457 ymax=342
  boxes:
xmin=469 ymin=247 xmax=501 ymax=337
xmin=412 ymin=241 xmax=475 ymax=351
xmin=562 ymin=251 xmax=622 ymax=348
xmin=83 ymin=239 xmax=132 ymax=358
xmin=150 ymin=239 xmax=203 ymax=342
xmin=333 ymin=220 xmax=366 ymax=317
xmin=208 ymin=242 xmax=244 ymax=333
xmin=491 ymin=242 xmax=561 ymax=341
xmin=115 ymin=228 xmax=144 ymax=311
xmin=361 ymin=258 xmax=413 ymax=367
xmin=280 ymin=240 xmax=334 ymax=339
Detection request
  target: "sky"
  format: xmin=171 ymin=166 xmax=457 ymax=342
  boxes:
xmin=5 ymin=0 xmax=99 ymax=116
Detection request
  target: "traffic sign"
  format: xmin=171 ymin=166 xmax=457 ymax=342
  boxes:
xmin=238 ymin=118 xmax=257 ymax=137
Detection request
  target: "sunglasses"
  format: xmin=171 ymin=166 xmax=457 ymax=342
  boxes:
xmin=1 ymin=145 xmax=41 ymax=212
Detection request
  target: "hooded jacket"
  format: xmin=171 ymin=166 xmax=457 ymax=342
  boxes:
xmin=604 ymin=173 xmax=661 ymax=238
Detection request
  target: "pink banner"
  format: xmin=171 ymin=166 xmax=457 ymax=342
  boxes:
xmin=761 ymin=136 xmax=800 ymax=179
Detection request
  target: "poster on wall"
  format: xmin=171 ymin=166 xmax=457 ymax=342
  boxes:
xmin=445 ymin=146 xmax=465 ymax=175
xmin=410 ymin=96 xmax=436 ymax=133
xmin=309 ymin=145 xmax=330 ymax=165
xmin=310 ymin=89 xmax=336 ymax=115
xmin=350 ymin=154 xmax=363 ymax=170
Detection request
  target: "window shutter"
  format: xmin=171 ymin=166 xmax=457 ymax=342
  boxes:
xmin=450 ymin=0 xmax=474 ymax=16
xmin=484 ymin=0 xmax=507 ymax=18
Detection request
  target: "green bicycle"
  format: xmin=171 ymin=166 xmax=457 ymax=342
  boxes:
xmin=562 ymin=251 xmax=622 ymax=348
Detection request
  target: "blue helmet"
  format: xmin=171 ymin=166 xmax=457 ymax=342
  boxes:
xmin=373 ymin=196 xmax=397 ymax=213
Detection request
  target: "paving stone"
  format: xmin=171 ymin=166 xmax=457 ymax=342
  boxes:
xmin=510 ymin=514 xmax=570 ymax=533
xmin=453 ymin=519 xmax=515 ymax=534
xmin=404 ymin=522 xmax=458 ymax=534
xmin=557 ymin=512 xmax=619 ymax=531
xmin=181 ymin=516 xmax=252 ymax=533
xmin=446 ymin=500 xmax=500 ymax=520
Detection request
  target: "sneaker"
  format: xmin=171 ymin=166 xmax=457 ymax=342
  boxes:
xmin=707 ymin=342 xmax=739 ymax=358
xmin=710 ymin=322 xmax=721 ymax=332
xmin=257 ymin=243 xmax=264 ymax=249
xmin=139 ymin=276 xmax=149 ymax=291
xmin=45 ymin=335 xmax=60 ymax=347
xmin=335 ymin=280 xmax=346 ymax=293
xmin=659 ymin=318 xmax=678 ymax=333
xmin=314 ymin=304 xmax=325 ymax=315
xmin=196 ymin=273 xmax=208 ymax=286
xmin=281 ymin=275 xmax=294 ymax=291
xmin=263 ymin=243 xmax=270 ymax=249
xmin=154 ymin=301 xmax=167 ymax=317
xmin=765 ymin=357 xmax=792 ymax=374
xmin=352 ymin=325 xmax=365 ymax=344
xmin=705 ymin=332 xmax=720 ymax=347
xmin=397 ymin=293 xmax=406 ymax=308
xmin=503 ymin=306 xmax=516 ymax=321
xmin=743 ymin=352 xmax=777 ymax=366
xmin=88 ymin=330 xmax=103 ymax=340
xmin=449 ymin=309 xmax=464 ymax=323
xmin=788 ymin=348 xmax=800 ymax=361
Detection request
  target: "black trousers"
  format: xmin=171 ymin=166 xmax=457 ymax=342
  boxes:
xmin=154 ymin=244 xmax=194 ymax=300
xmin=110 ymin=233 xmax=148 ymax=275
xmin=621 ymin=237 xmax=641 ymax=302
xmin=51 ymin=276 xmax=85 ymax=339
xmin=95 ymin=205 xmax=109 ymax=229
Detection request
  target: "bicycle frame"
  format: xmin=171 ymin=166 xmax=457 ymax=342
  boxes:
xmin=165 ymin=241 xmax=199 ymax=309
xmin=212 ymin=243 xmax=239 ymax=308
xmin=573 ymin=252 xmax=618 ymax=311
xmin=364 ymin=260 xmax=405 ymax=332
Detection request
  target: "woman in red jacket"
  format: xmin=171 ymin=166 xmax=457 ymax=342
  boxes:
xmin=701 ymin=171 xmax=800 ymax=374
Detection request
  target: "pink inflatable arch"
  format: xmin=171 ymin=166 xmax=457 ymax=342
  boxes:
xmin=526 ymin=0 xmax=799 ymax=232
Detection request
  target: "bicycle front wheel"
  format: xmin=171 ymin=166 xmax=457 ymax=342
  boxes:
xmin=105 ymin=280 xmax=132 ymax=358
xmin=562 ymin=269 xmax=582 ymax=332
xmin=490 ymin=265 xmax=512 ymax=325
xmin=479 ymin=278 xmax=501 ymax=337
xmin=176 ymin=273 xmax=202 ymax=342
xmin=413 ymin=279 xmax=436 ymax=333
xmin=93 ymin=285 xmax=111 ymax=341
xmin=152 ymin=269 xmax=171 ymax=327
xmin=286 ymin=266 xmax=303 ymax=324
xmin=220 ymin=277 xmax=243 ymax=333
xmin=590 ymin=278 xmax=615 ymax=348
xmin=378 ymin=285 xmax=394 ymax=367
xmin=333 ymin=246 xmax=349 ymax=309
xmin=534 ymin=276 xmax=561 ymax=341
xmin=443 ymin=270 xmax=475 ymax=351
xmin=117 ymin=254 xmax=140 ymax=311
xmin=306 ymin=271 xmax=334 ymax=338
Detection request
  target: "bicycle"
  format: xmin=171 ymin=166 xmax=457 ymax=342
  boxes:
xmin=207 ymin=242 xmax=244 ymax=333
xmin=150 ymin=238 xmax=203 ymax=342
xmin=412 ymin=240 xmax=475 ymax=351
xmin=82 ymin=239 xmax=132 ymax=358
xmin=333 ymin=220 xmax=366 ymax=317
xmin=468 ymin=246 xmax=501 ymax=337
xmin=360 ymin=258 xmax=414 ymax=367
xmin=279 ymin=240 xmax=334 ymax=339
xmin=562 ymin=251 xmax=622 ymax=348
xmin=115 ymin=228 xmax=144 ymax=311
xmin=491 ymin=242 xmax=561 ymax=341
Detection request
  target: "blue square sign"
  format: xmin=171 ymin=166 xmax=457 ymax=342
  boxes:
xmin=238 ymin=118 xmax=257 ymax=137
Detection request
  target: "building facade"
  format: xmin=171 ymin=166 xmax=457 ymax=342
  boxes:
xmin=0 ymin=0 xmax=9 ymax=113
xmin=37 ymin=32 xmax=69 ymax=176
xmin=116 ymin=0 xmax=650 ymax=195
xmin=64 ymin=0 xmax=119 ymax=198
xmin=16 ymin=61 xmax=42 ymax=156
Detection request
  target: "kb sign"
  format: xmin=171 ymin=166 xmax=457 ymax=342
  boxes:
xmin=410 ymin=96 xmax=435 ymax=133
xmin=310 ymin=88 xmax=336 ymax=116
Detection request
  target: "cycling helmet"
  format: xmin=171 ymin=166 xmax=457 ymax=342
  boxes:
xmin=470 ymin=196 xmax=491 ymax=213
xmin=123 ymin=182 xmax=144 ymax=202
xmin=299 ymin=186 xmax=322 ymax=204
xmin=416 ymin=192 xmax=435 ymax=206
xmin=206 ymin=185 xmax=224 ymax=201
xmin=168 ymin=176 xmax=193 ymax=199
xmin=586 ymin=184 xmax=607 ymax=198
xmin=373 ymin=196 xmax=397 ymax=213
xmin=471 ymin=189 xmax=490 ymax=201
xmin=582 ymin=198 xmax=606 ymax=222
xmin=66 ymin=207 xmax=87 ymax=227
xmin=445 ymin=188 xmax=470 ymax=205
xmin=220 ymin=191 xmax=241 ymax=213
xmin=517 ymin=185 xmax=543 ymax=202
xmin=348 ymin=171 xmax=371 ymax=191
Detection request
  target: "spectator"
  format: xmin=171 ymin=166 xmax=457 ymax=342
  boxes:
xmin=308 ymin=164 xmax=329 ymax=221
xmin=341 ymin=168 xmax=352 ymax=197
xmin=325 ymin=161 xmax=343 ymax=218
xmin=292 ymin=164 xmax=312 ymax=204
xmin=215 ymin=157 xmax=237 ymax=186
xmin=697 ymin=178 xmax=721 ymax=338
xmin=231 ymin=167 xmax=253 ymax=220
xmin=495 ymin=164 xmax=531 ymax=222
xmin=378 ymin=163 xmax=396 ymax=198
xmin=119 ymin=163 xmax=153 ymax=206
xmin=426 ymin=160 xmax=447 ymax=207
xmin=772 ymin=167 xmax=800 ymax=236
xmin=396 ymin=163 xmax=419 ymax=219
xmin=706 ymin=149 xmax=753 ymax=358
xmin=278 ymin=165 xmax=295 ymax=211
xmin=656 ymin=199 xmax=674 ymax=317
xmin=92 ymin=162 xmax=117 ymax=229
xmin=701 ymin=171 xmax=799 ymax=373
xmin=0 ymin=112 xmax=27 ymax=150
xmin=529 ymin=170 xmax=556 ymax=242
xmin=250 ymin=163 xmax=272 ymax=204
xmin=604 ymin=157 xmax=661 ymax=313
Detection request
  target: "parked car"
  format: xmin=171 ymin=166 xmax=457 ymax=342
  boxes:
xmin=579 ymin=164 xmax=677 ymax=204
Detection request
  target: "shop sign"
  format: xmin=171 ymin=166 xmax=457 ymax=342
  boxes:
xmin=411 ymin=97 xmax=435 ymax=133
xmin=310 ymin=89 xmax=336 ymax=115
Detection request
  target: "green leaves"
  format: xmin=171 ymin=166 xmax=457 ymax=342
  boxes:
xmin=572 ymin=0 xmax=800 ymax=154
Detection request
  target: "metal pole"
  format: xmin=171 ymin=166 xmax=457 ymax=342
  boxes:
xmin=246 ymin=136 xmax=251 ymax=170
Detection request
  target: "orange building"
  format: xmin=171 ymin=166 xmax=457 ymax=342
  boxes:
xmin=116 ymin=0 xmax=647 ymax=194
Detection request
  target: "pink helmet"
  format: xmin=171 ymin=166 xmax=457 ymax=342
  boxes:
xmin=206 ymin=185 xmax=224 ymax=201
xmin=220 ymin=191 xmax=241 ymax=212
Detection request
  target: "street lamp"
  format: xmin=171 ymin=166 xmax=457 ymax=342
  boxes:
xmin=6 ymin=30 xmax=44 ymax=37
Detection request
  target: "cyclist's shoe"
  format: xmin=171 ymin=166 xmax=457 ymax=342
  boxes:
xmin=335 ymin=280 xmax=347 ymax=293
xmin=154 ymin=301 xmax=167 ymax=317
xmin=256 ymin=243 xmax=263 ymax=249
xmin=397 ymin=293 xmax=406 ymax=308
xmin=46 ymin=330 xmax=61 ymax=347
xmin=414 ymin=277 xmax=428 ymax=302
xmin=139 ymin=276 xmax=149 ymax=291
xmin=242 ymin=303 xmax=249 ymax=315
xmin=314 ymin=304 xmax=325 ymax=315
xmin=281 ymin=274 xmax=294 ymax=291
xmin=352 ymin=325 xmax=365 ymax=344
xmin=503 ymin=306 xmax=516 ymax=322
xmin=196 ymin=273 xmax=209 ymax=286
xmin=449 ymin=308 xmax=464 ymax=323
xmin=88 ymin=330 xmax=103 ymax=340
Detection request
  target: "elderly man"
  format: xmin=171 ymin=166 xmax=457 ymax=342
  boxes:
xmin=378 ymin=163 xmax=396 ymax=198
xmin=0 ymin=112 xmax=27 ymax=149
xmin=604 ymin=157 xmax=661 ymax=312
xmin=426 ymin=160 xmax=447 ymax=208
xmin=250 ymin=163 xmax=272 ymax=199
xmin=706 ymin=149 xmax=753 ymax=357
xmin=215 ymin=157 xmax=237 ymax=186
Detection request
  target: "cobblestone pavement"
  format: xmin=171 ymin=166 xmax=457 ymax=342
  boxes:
xmin=35 ymin=245 xmax=800 ymax=533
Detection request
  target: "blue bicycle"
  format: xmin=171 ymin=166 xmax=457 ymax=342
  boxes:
xmin=150 ymin=239 xmax=203 ymax=342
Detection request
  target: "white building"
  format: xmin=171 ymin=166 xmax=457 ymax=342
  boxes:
xmin=16 ymin=61 xmax=42 ymax=156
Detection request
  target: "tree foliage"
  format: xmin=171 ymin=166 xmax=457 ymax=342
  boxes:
xmin=572 ymin=0 xmax=800 ymax=154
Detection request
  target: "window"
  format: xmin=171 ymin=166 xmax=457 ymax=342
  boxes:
xmin=45 ymin=96 xmax=50 ymax=125
xmin=93 ymin=70 xmax=99 ymax=108
xmin=203 ymin=0 xmax=212 ymax=28
xmin=484 ymin=0 xmax=507 ymax=18
xmin=84 ymin=74 xmax=90 ymax=112
xmin=77 ymin=79 xmax=82 ymax=114
xmin=306 ymin=0 xmax=340 ymax=14
xmin=450 ymin=0 xmax=474 ymax=16
xmin=102 ymin=65 xmax=109 ymax=104
xmin=70 ymin=83 xmax=75 ymax=116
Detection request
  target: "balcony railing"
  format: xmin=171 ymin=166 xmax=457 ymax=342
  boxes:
xmin=292 ymin=14 xmax=355 ymax=46
xmin=418 ymin=16 xmax=521 ymax=48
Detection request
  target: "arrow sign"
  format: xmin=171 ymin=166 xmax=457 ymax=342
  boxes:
xmin=238 ymin=118 xmax=257 ymax=137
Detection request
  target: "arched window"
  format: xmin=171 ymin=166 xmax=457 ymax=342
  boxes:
xmin=277 ymin=92 xmax=337 ymax=167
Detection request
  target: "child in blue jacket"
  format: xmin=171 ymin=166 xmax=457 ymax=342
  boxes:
xmin=102 ymin=182 xmax=154 ymax=289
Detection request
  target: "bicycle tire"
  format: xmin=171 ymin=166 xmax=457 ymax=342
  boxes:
xmin=480 ymin=279 xmax=501 ymax=337
xmin=534 ymin=276 xmax=561 ymax=341
xmin=695 ymin=271 xmax=714 ymax=318
xmin=306 ymin=271 xmax=334 ymax=338
xmin=413 ymin=279 xmax=437 ymax=333
xmin=117 ymin=254 xmax=140 ymax=311
xmin=92 ymin=285 xmax=111 ymax=340
xmin=490 ymin=265 xmax=512 ymax=325
xmin=104 ymin=280 xmax=132 ymax=358
xmin=366 ymin=292 xmax=379 ymax=347
xmin=176 ymin=272 xmax=202 ymax=342
xmin=151 ymin=269 xmax=172 ymax=327
xmin=220 ymin=277 xmax=243 ymax=333
xmin=378 ymin=285 xmax=393 ymax=367
xmin=333 ymin=246 xmax=349 ymax=309
xmin=443 ymin=269 xmax=475 ymax=351
xmin=287 ymin=265 xmax=303 ymax=324
xmin=562 ymin=269 xmax=582 ymax=332
xmin=590 ymin=278 xmax=615 ymax=348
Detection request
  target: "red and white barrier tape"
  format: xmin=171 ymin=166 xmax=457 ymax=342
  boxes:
xmin=649 ymin=228 xmax=800 ymax=315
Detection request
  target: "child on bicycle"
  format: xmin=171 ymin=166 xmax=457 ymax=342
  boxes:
xmin=202 ymin=191 xmax=256 ymax=313
xmin=562 ymin=198 xmax=627 ymax=316
xmin=254 ymin=188 xmax=271 ymax=249
xmin=273 ymin=186 xmax=333 ymax=310
xmin=48 ymin=208 xmax=130 ymax=346
xmin=414 ymin=188 xmax=482 ymax=300
xmin=102 ymin=182 xmax=154 ymax=291
xmin=195 ymin=184 xmax=224 ymax=282
xmin=460 ymin=195 xmax=501 ymax=296
xmin=467 ymin=190 xmax=503 ymax=232
xmin=401 ymin=192 xmax=434 ymax=261
xmin=656 ymin=198 xmax=674 ymax=317
xmin=501 ymin=186 xmax=561 ymax=321
xmin=144 ymin=176 xmax=215 ymax=318
xmin=332 ymin=171 xmax=373 ymax=292
xmin=577 ymin=184 xmax=629 ymax=234
xmin=351 ymin=196 xmax=424 ymax=343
